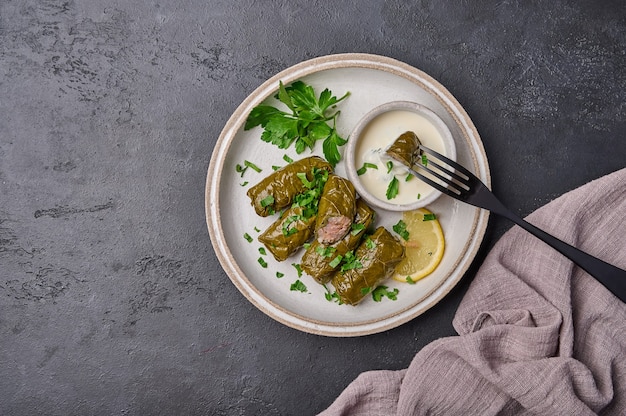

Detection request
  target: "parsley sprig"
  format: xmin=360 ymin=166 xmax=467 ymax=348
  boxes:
xmin=244 ymin=81 xmax=350 ymax=167
xmin=372 ymin=286 xmax=399 ymax=302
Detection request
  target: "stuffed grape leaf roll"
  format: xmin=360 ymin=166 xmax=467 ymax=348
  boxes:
xmin=258 ymin=205 xmax=316 ymax=262
xmin=315 ymin=174 xmax=356 ymax=244
xmin=247 ymin=156 xmax=333 ymax=217
xmin=385 ymin=131 xmax=421 ymax=168
xmin=331 ymin=226 xmax=405 ymax=305
xmin=301 ymin=199 xmax=375 ymax=284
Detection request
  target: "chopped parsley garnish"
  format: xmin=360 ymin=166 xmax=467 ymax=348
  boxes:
xmin=254 ymin=226 xmax=261 ymax=233
xmin=292 ymin=263 xmax=303 ymax=278
xmin=351 ymin=223 xmax=365 ymax=236
xmin=356 ymin=162 xmax=378 ymax=176
xmin=272 ymin=165 xmax=282 ymax=171
xmin=244 ymin=80 xmax=350 ymax=167
xmin=289 ymin=168 xmax=329 ymax=222
xmin=372 ymin=286 xmax=399 ymax=302
xmin=421 ymin=154 xmax=428 ymax=166
xmin=236 ymin=160 xmax=262 ymax=177
xmin=315 ymin=245 xmax=336 ymax=258
xmin=324 ymin=285 xmax=342 ymax=303
xmin=423 ymin=213 xmax=437 ymax=221
xmin=243 ymin=233 xmax=253 ymax=243
xmin=246 ymin=160 xmax=262 ymax=172
xmin=290 ymin=279 xmax=307 ymax=293
xmin=282 ymin=215 xmax=302 ymax=236
xmin=328 ymin=255 xmax=343 ymax=268
xmin=360 ymin=287 xmax=372 ymax=295
xmin=296 ymin=172 xmax=315 ymax=188
xmin=260 ymin=195 xmax=275 ymax=208
xmin=283 ymin=154 xmax=294 ymax=163
xmin=365 ymin=237 xmax=376 ymax=250
xmin=386 ymin=176 xmax=399 ymax=200
xmin=406 ymin=276 xmax=416 ymax=284
xmin=340 ymin=251 xmax=362 ymax=272
xmin=258 ymin=247 xmax=267 ymax=255
xmin=393 ymin=220 xmax=409 ymax=241
xmin=386 ymin=160 xmax=394 ymax=173
xmin=258 ymin=257 xmax=268 ymax=268
xmin=405 ymin=173 xmax=414 ymax=182
xmin=276 ymin=271 xmax=284 ymax=278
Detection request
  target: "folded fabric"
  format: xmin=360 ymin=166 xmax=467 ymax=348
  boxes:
xmin=319 ymin=168 xmax=626 ymax=416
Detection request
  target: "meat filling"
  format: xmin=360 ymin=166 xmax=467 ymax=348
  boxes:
xmin=317 ymin=215 xmax=352 ymax=244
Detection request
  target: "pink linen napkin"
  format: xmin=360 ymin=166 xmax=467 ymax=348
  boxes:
xmin=319 ymin=168 xmax=626 ymax=416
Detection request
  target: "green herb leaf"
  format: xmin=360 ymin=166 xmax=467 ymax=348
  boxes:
xmin=357 ymin=162 xmax=378 ymax=176
xmin=277 ymin=81 xmax=295 ymax=111
xmin=372 ymin=286 xmax=399 ymax=302
xmin=283 ymin=154 xmax=294 ymax=163
xmin=421 ymin=154 xmax=428 ymax=166
xmin=296 ymin=172 xmax=315 ymax=188
xmin=315 ymin=245 xmax=336 ymax=258
xmin=393 ymin=220 xmax=410 ymax=241
xmin=244 ymin=160 xmax=262 ymax=173
xmin=243 ymin=233 xmax=253 ymax=243
xmin=260 ymin=116 xmax=299 ymax=149
xmin=276 ymin=271 xmax=284 ymax=278
xmin=406 ymin=276 xmax=416 ymax=284
xmin=329 ymin=255 xmax=343 ymax=268
xmin=351 ymin=223 xmax=365 ymax=236
xmin=423 ymin=213 xmax=437 ymax=221
xmin=386 ymin=160 xmax=394 ymax=173
xmin=322 ymin=130 xmax=346 ymax=167
xmin=340 ymin=251 xmax=363 ymax=272
xmin=260 ymin=195 xmax=275 ymax=208
xmin=324 ymin=285 xmax=343 ymax=303
xmin=244 ymin=105 xmax=287 ymax=130
xmin=282 ymin=215 xmax=302 ymax=236
xmin=258 ymin=257 xmax=268 ymax=268
xmin=235 ymin=164 xmax=247 ymax=177
xmin=290 ymin=279 xmax=308 ymax=293
xmin=258 ymin=247 xmax=267 ymax=255
xmin=386 ymin=177 xmax=400 ymax=200
xmin=292 ymin=263 xmax=303 ymax=278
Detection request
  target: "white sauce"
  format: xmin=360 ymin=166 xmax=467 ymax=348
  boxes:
xmin=355 ymin=110 xmax=446 ymax=205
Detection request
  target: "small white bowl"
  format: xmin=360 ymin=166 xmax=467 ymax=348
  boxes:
xmin=345 ymin=101 xmax=456 ymax=212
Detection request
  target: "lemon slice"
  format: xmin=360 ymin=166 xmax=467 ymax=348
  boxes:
xmin=393 ymin=208 xmax=445 ymax=283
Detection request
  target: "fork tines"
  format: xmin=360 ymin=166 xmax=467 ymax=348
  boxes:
xmin=410 ymin=145 xmax=470 ymax=198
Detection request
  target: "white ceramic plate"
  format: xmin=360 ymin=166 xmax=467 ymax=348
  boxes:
xmin=205 ymin=53 xmax=490 ymax=337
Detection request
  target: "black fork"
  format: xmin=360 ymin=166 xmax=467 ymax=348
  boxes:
xmin=399 ymin=144 xmax=626 ymax=303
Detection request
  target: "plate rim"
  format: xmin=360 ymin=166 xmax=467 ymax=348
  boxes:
xmin=205 ymin=53 xmax=490 ymax=336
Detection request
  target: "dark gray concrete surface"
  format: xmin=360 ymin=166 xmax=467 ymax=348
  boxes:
xmin=1 ymin=1 xmax=625 ymax=414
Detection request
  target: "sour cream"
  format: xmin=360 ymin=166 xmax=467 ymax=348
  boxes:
xmin=354 ymin=109 xmax=447 ymax=206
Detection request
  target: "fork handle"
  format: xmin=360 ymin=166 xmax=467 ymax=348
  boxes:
xmin=500 ymin=209 xmax=626 ymax=302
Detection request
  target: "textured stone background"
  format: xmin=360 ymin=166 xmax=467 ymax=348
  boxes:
xmin=1 ymin=1 xmax=625 ymax=414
